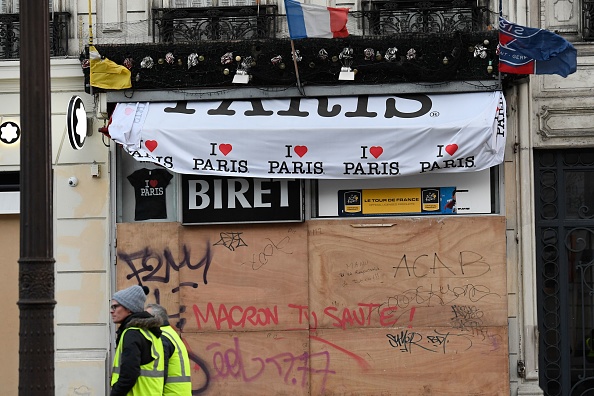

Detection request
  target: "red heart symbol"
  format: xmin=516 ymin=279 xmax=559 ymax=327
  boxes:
xmin=219 ymin=144 xmax=232 ymax=156
xmin=145 ymin=140 xmax=158 ymax=152
xmin=149 ymin=179 xmax=158 ymax=188
xmin=370 ymin=146 xmax=383 ymax=159
xmin=294 ymin=145 xmax=308 ymax=157
xmin=445 ymin=144 xmax=458 ymax=156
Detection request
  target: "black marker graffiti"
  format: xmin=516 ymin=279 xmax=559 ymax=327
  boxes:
xmin=187 ymin=349 xmax=210 ymax=394
xmin=382 ymin=283 xmax=500 ymax=309
xmin=118 ymin=242 xmax=212 ymax=288
xmin=392 ymin=251 xmax=491 ymax=279
xmin=451 ymin=305 xmax=484 ymax=331
xmin=214 ymin=232 xmax=248 ymax=251
xmin=386 ymin=329 xmax=473 ymax=354
xmin=241 ymin=236 xmax=292 ymax=270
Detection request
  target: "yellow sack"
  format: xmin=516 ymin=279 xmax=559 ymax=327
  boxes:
xmin=89 ymin=45 xmax=132 ymax=90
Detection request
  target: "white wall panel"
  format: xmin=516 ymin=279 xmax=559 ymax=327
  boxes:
xmin=56 ymin=272 xmax=108 ymax=323
xmin=55 ymin=164 xmax=110 ymax=219
xmin=56 ymin=218 xmax=109 ymax=271
xmin=56 ymin=351 xmax=107 ymax=396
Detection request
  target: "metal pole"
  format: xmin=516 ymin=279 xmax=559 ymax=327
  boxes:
xmin=19 ymin=0 xmax=55 ymax=394
xmin=88 ymin=0 xmax=93 ymax=45
xmin=290 ymin=40 xmax=304 ymax=95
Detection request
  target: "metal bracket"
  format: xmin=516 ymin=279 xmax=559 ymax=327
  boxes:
xmin=517 ymin=360 xmax=526 ymax=378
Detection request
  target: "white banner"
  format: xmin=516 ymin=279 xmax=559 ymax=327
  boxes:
xmin=108 ymin=92 xmax=506 ymax=179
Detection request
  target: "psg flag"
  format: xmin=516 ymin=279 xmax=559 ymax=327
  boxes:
xmin=499 ymin=16 xmax=577 ymax=77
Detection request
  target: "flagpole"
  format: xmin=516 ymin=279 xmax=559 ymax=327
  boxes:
xmin=290 ymin=40 xmax=304 ymax=95
xmin=497 ymin=0 xmax=501 ymax=89
xmin=88 ymin=0 xmax=94 ymax=95
xmin=88 ymin=0 xmax=93 ymax=45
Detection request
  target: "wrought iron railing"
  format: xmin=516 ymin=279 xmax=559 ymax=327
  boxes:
xmin=584 ymin=0 xmax=594 ymax=40
xmin=359 ymin=0 xmax=491 ymax=35
xmin=0 ymin=12 xmax=70 ymax=59
xmin=153 ymin=6 xmax=279 ymax=42
xmin=152 ymin=1 xmax=494 ymax=43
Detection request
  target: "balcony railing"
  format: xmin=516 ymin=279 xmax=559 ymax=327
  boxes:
xmin=359 ymin=0 xmax=491 ymax=35
xmin=0 ymin=12 xmax=70 ymax=59
xmin=85 ymin=3 xmax=501 ymax=92
xmin=152 ymin=1 xmax=493 ymax=43
xmin=153 ymin=6 xmax=279 ymax=42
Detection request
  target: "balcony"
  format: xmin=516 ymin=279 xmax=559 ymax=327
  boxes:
xmin=0 ymin=12 xmax=70 ymax=59
xmin=84 ymin=2 xmax=502 ymax=93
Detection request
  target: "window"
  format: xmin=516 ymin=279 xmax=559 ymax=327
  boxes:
xmin=0 ymin=171 xmax=19 ymax=214
xmin=313 ymin=168 xmax=498 ymax=218
xmin=0 ymin=171 xmax=19 ymax=192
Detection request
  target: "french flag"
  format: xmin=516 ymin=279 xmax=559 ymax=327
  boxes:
xmin=284 ymin=0 xmax=349 ymax=39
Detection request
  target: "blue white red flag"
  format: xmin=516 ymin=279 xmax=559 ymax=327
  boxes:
xmin=499 ymin=16 xmax=577 ymax=77
xmin=284 ymin=0 xmax=349 ymax=39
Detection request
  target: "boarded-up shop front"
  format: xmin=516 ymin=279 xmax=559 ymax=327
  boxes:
xmin=111 ymin=92 xmax=509 ymax=395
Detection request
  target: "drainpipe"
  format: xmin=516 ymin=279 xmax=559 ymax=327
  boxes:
xmin=517 ymin=79 xmax=544 ymax=396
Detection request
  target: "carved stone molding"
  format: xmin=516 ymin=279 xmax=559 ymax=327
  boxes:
xmin=537 ymin=105 xmax=594 ymax=140
xmin=547 ymin=0 xmax=579 ymax=34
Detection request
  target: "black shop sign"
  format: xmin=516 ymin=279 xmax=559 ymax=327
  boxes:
xmin=181 ymin=175 xmax=303 ymax=225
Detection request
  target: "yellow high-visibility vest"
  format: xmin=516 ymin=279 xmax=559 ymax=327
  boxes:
xmin=161 ymin=325 xmax=192 ymax=395
xmin=111 ymin=327 xmax=165 ymax=396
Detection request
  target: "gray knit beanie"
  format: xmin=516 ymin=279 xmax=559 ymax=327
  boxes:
xmin=112 ymin=285 xmax=148 ymax=313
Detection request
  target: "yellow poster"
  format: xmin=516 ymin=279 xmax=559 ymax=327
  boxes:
xmin=362 ymin=188 xmax=421 ymax=214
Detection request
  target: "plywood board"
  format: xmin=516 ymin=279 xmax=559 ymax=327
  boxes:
xmin=183 ymin=330 xmax=309 ymax=395
xmin=182 ymin=326 xmax=508 ymax=396
xmin=309 ymin=217 xmax=507 ymax=330
xmin=115 ymin=217 xmax=509 ymax=395
xmin=180 ymin=223 xmax=309 ymax=332
xmin=309 ymin=327 xmax=509 ymax=396
xmin=116 ymin=222 xmax=181 ymax=321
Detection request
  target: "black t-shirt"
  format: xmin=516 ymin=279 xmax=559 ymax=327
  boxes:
xmin=127 ymin=168 xmax=173 ymax=221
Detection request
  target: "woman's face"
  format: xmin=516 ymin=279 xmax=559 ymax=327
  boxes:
xmin=110 ymin=299 xmax=132 ymax=324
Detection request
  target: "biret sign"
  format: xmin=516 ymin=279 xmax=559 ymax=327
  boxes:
xmin=181 ymin=175 xmax=303 ymax=224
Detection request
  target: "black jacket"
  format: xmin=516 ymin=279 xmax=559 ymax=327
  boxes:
xmin=110 ymin=312 xmax=173 ymax=396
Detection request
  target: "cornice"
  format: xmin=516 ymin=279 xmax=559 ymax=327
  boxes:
xmin=0 ymin=58 xmax=84 ymax=93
